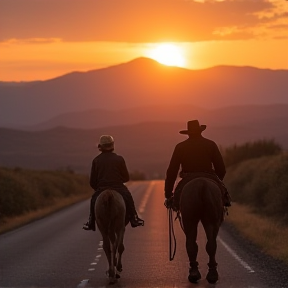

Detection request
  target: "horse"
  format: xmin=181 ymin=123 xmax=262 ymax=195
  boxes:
xmin=179 ymin=177 xmax=224 ymax=284
xmin=95 ymin=189 xmax=128 ymax=284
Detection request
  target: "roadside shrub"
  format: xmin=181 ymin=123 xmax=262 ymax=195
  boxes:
xmin=224 ymin=139 xmax=282 ymax=167
xmin=0 ymin=167 xmax=91 ymax=219
xmin=129 ymin=170 xmax=147 ymax=180
xmin=225 ymin=153 xmax=288 ymax=222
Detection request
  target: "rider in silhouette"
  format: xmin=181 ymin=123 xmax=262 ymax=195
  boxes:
xmin=164 ymin=120 xmax=231 ymax=211
xmin=83 ymin=135 xmax=144 ymax=231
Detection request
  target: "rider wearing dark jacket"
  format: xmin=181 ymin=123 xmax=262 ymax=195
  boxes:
xmin=83 ymin=135 xmax=144 ymax=231
xmin=165 ymin=120 xmax=229 ymax=210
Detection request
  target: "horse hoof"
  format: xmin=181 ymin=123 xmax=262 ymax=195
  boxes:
xmin=109 ymin=278 xmax=117 ymax=285
xmin=116 ymin=267 xmax=122 ymax=279
xmin=206 ymin=268 xmax=218 ymax=284
xmin=188 ymin=268 xmax=201 ymax=283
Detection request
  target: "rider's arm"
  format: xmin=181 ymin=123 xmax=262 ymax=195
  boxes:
xmin=211 ymin=143 xmax=226 ymax=180
xmin=165 ymin=145 xmax=181 ymax=198
xmin=119 ymin=156 xmax=130 ymax=183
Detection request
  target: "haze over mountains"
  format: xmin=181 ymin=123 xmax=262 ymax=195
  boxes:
xmin=1 ymin=57 xmax=287 ymax=177
xmin=27 ymin=104 xmax=288 ymax=131
xmin=1 ymin=57 xmax=287 ymax=128
xmin=1 ymin=118 xmax=288 ymax=177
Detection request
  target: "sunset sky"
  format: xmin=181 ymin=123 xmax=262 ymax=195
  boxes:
xmin=0 ymin=0 xmax=287 ymax=81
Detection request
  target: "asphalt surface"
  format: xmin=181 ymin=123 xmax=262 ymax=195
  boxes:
xmin=1 ymin=180 xmax=288 ymax=288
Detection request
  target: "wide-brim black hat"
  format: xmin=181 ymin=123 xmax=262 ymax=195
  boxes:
xmin=179 ymin=120 xmax=206 ymax=134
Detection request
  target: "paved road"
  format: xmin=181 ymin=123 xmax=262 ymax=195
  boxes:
xmin=0 ymin=180 xmax=287 ymax=288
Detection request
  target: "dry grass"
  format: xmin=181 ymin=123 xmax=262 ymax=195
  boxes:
xmin=0 ymin=194 xmax=89 ymax=235
xmin=226 ymin=202 xmax=288 ymax=264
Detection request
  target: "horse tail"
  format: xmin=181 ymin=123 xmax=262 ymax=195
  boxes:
xmin=201 ymin=180 xmax=223 ymax=223
xmin=99 ymin=190 xmax=125 ymax=243
xmin=102 ymin=190 xmax=113 ymax=213
xmin=101 ymin=190 xmax=115 ymax=234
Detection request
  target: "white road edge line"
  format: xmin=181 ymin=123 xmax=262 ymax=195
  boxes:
xmin=138 ymin=181 xmax=155 ymax=216
xmin=218 ymin=236 xmax=255 ymax=273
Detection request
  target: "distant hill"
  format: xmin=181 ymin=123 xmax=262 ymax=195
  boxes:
xmin=0 ymin=81 xmax=41 ymax=87
xmin=1 ymin=57 xmax=287 ymax=128
xmin=1 ymin=121 xmax=287 ymax=178
xmin=27 ymin=104 xmax=288 ymax=131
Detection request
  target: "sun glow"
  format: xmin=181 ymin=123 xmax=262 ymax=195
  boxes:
xmin=146 ymin=43 xmax=186 ymax=67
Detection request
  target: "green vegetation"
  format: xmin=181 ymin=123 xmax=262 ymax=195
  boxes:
xmin=129 ymin=170 xmax=147 ymax=180
xmin=223 ymin=140 xmax=288 ymax=264
xmin=225 ymin=153 xmax=288 ymax=222
xmin=0 ymin=167 xmax=91 ymax=233
xmin=223 ymin=139 xmax=282 ymax=167
xmin=225 ymin=141 xmax=288 ymax=264
xmin=223 ymin=139 xmax=287 ymax=222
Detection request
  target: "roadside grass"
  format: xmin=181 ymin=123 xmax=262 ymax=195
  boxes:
xmin=226 ymin=202 xmax=288 ymax=265
xmin=224 ymin=152 xmax=288 ymax=265
xmin=0 ymin=193 xmax=89 ymax=234
xmin=1 ymin=160 xmax=288 ymax=267
xmin=0 ymin=167 xmax=92 ymax=235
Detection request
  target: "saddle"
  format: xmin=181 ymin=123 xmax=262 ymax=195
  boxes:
xmin=179 ymin=172 xmax=232 ymax=207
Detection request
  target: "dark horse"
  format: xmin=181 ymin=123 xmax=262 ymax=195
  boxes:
xmin=95 ymin=189 xmax=127 ymax=284
xmin=180 ymin=177 xmax=224 ymax=284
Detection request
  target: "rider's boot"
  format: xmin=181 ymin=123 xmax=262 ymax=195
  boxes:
xmin=82 ymin=214 xmax=96 ymax=231
xmin=130 ymin=214 xmax=144 ymax=228
xmin=124 ymin=191 xmax=144 ymax=227
xmin=83 ymin=193 xmax=98 ymax=231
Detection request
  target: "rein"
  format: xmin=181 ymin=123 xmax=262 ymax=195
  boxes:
xmin=176 ymin=210 xmax=184 ymax=232
xmin=168 ymin=207 xmax=177 ymax=261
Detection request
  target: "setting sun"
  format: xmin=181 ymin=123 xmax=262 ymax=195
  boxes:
xmin=145 ymin=43 xmax=186 ymax=68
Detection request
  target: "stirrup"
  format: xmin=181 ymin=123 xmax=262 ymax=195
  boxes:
xmin=137 ymin=217 xmax=144 ymax=226
xmin=82 ymin=221 xmax=95 ymax=231
xmin=130 ymin=216 xmax=144 ymax=228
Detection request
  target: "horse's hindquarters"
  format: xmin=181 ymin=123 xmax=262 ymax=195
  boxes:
xmin=180 ymin=178 xmax=223 ymax=225
xmin=95 ymin=189 xmax=126 ymax=283
xmin=180 ymin=180 xmax=205 ymax=222
xmin=95 ymin=190 xmax=126 ymax=232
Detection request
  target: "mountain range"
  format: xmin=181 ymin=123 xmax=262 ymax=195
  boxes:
xmin=1 ymin=57 xmax=287 ymax=177
xmin=26 ymin=103 xmax=288 ymax=131
xmin=1 ymin=57 xmax=288 ymax=128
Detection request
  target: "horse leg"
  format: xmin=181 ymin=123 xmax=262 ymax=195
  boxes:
xmin=184 ymin=221 xmax=201 ymax=283
xmin=102 ymin=235 xmax=116 ymax=284
xmin=116 ymin=240 xmax=125 ymax=278
xmin=203 ymin=223 xmax=219 ymax=284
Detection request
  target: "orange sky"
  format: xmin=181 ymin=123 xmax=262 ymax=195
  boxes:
xmin=0 ymin=0 xmax=287 ymax=81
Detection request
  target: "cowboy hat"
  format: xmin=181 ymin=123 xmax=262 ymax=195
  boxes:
xmin=179 ymin=120 xmax=206 ymax=134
